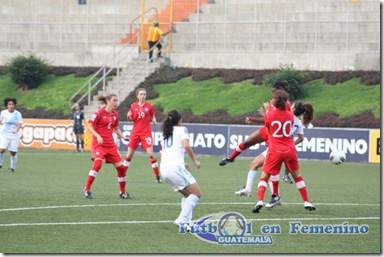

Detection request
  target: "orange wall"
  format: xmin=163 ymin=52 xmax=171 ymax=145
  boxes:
xmin=20 ymin=119 xmax=92 ymax=150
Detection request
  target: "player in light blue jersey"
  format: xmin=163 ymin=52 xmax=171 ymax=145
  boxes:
xmin=160 ymin=110 xmax=201 ymax=228
xmin=0 ymin=98 xmax=23 ymax=172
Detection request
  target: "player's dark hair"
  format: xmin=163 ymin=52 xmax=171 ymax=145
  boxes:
xmin=4 ymin=97 xmax=17 ymax=107
xmin=273 ymin=90 xmax=288 ymax=110
xmin=294 ymin=101 xmax=314 ymax=125
xmin=162 ymin=110 xmax=182 ymax=140
xmin=272 ymin=81 xmax=288 ymax=91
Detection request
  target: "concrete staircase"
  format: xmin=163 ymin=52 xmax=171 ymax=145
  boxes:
xmin=82 ymin=54 xmax=167 ymax=119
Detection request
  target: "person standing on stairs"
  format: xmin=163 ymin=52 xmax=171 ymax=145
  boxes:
xmin=123 ymin=88 xmax=161 ymax=183
xmin=147 ymin=20 xmax=171 ymax=62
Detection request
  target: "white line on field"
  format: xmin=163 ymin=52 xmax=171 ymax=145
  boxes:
xmin=0 ymin=202 xmax=379 ymax=212
xmin=0 ymin=216 xmax=380 ymax=227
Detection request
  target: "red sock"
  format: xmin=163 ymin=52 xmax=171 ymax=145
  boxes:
xmin=294 ymin=176 xmax=309 ymax=202
xmin=257 ymin=177 xmax=268 ymax=201
xmin=85 ymin=159 xmax=102 ymax=191
xmin=150 ymin=158 xmax=160 ymax=177
xmin=116 ymin=165 xmax=126 ymax=193
xmin=229 ymin=143 xmax=247 ymax=161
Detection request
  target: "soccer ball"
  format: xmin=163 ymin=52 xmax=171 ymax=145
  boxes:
xmin=329 ymin=150 xmax=346 ymax=165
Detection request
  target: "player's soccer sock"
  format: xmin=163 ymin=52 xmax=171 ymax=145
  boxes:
xmin=284 ymin=166 xmax=289 ymax=177
xmin=268 ymin=180 xmax=273 ymax=193
xmin=271 ymin=175 xmax=280 ymax=195
xmin=116 ymin=165 xmax=127 ymax=193
xmin=245 ymin=170 xmax=258 ymax=192
xmin=123 ymin=157 xmax=131 ymax=173
xmin=123 ymin=157 xmax=131 ymax=168
xmin=181 ymin=197 xmax=187 ymax=209
xmin=10 ymin=155 xmax=17 ymax=170
xmin=179 ymin=197 xmax=192 ymax=220
xmin=228 ymin=142 xmax=246 ymax=161
xmin=257 ymin=178 xmax=268 ymax=201
xmin=294 ymin=176 xmax=309 ymax=202
xmin=179 ymin=194 xmax=199 ymax=222
xmin=85 ymin=159 xmax=102 ymax=191
xmin=80 ymin=139 xmax=84 ymax=150
xmin=0 ymin=152 xmax=5 ymax=166
xmin=76 ymin=139 xmax=80 ymax=151
xmin=150 ymin=158 xmax=160 ymax=177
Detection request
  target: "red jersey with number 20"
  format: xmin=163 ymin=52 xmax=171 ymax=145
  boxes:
xmin=264 ymin=108 xmax=295 ymax=152
xmin=88 ymin=107 xmax=119 ymax=147
xmin=130 ymin=102 xmax=155 ymax=135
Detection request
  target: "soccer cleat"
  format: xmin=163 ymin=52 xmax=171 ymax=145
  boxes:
xmin=119 ymin=192 xmax=132 ymax=199
xmin=0 ymin=165 xmax=2 ymax=169
xmin=266 ymin=194 xmax=282 ymax=208
xmin=83 ymin=189 xmax=92 ymax=199
xmin=9 ymin=168 xmax=15 ymax=173
xmin=283 ymin=175 xmax=293 ymax=184
xmin=174 ymin=217 xmax=181 ymax=226
xmin=156 ymin=176 xmax=162 ymax=184
xmin=80 ymin=149 xmax=84 ymax=153
xmin=219 ymin=157 xmax=234 ymax=166
xmin=235 ymin=188 xmax=251 ymax=197
xmin=252 ymin=201 xmax=264 ymax=213
xmin=304 ymin=201 xmax=316 ymax=211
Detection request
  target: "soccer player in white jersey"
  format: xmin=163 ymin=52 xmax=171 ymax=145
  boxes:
xmin=0 ymin=98 xmax=23 ymax=172
xmin=160 ymin=110 xmax=201 ymax=228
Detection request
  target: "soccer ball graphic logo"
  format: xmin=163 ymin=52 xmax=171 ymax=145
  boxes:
xmin=329 ymin=150 xmax=346 ymax=165
xmin=218 ymin=213 xmax=246 ymax=236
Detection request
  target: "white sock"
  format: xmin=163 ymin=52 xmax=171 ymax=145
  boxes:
xmin=245 ymin=170 xmax=258 ymax=192
xmin=11 ymin=155 xmax=17 ymax=170
xmin=179 ymin=194 xmax=199 ymax=222
xmin=268 ymin=181 xmax=273 ymax=193
xmin=0 ymin=153 xmax=3 ymax=166
xmin=270 ymin=175 xmax=280 ymax=195
xmin=180 ymin=197 xmax=191 ymax=220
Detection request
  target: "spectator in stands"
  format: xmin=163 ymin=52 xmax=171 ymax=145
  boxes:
xmin=147 ymin=20 xmax=171 ymax=62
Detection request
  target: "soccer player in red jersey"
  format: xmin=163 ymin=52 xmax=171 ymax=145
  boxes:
xmin=123 ymin=88 xmax=161 ymax=183
xmin=83 ymin=93 xmax=131 ymax=199
xmin=219 ymin=81 xmax=290 ymax=166
xmin=252 ymin=89 xmax=316 ymax=213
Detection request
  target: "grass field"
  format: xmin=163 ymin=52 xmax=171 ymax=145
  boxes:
xmin=0 ymin=148 xmax=380 ymax=254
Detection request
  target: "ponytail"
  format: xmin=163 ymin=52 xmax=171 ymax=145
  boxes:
xmin=161 ymin=110 xmax=182 ymax=140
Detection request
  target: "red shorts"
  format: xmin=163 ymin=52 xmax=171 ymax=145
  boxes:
xmin=92 ymin=144 xmax=122 ymax=164
xmin=128 ymin=133 xmax=153 ymax=150
xmin=263 ymin=149 xmax=299 ymax=176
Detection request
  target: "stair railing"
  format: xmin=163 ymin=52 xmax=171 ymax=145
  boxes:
xmin=68 ymin=30 xmax=141 ymax=111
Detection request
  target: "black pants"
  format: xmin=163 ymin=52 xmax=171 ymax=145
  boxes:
xmin=148 ymin=41 xmax=162 ymax=61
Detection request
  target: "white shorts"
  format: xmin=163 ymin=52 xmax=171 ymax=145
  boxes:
xmin=160 ymin=164 xmax=196 ymax=192
xmin=0 ymin=136 xmax=20 ymax=152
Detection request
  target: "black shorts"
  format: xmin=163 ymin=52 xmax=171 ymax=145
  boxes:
xmin=73 ymin=125 xmax=84 ymax=135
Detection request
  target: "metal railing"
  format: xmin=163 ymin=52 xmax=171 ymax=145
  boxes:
xmin=68 ymin=23 xmax=172 ymax=112
xmin=68 ymin=30 xmax=141 ymax=111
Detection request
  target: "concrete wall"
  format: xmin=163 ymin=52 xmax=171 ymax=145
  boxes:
xmin=0 ymin=0 xmax=379 ymax=70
